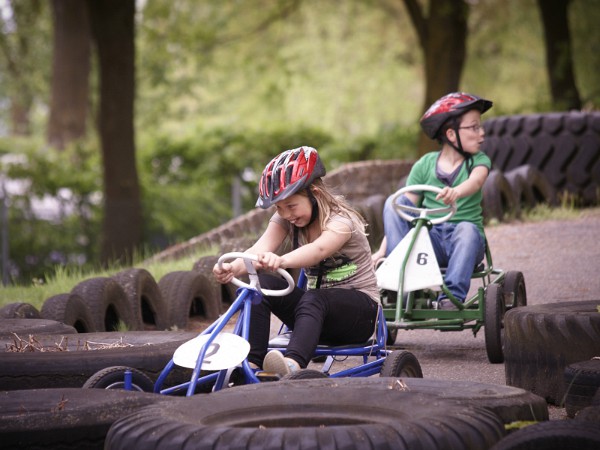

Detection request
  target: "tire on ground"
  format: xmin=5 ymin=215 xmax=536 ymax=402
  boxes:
xmin=71 ymin=277 xmax=138 ymax=332
xmin=482 ymin=170 xmax=517 ymax=223
xmin=0 ymin=302 xmax=41 ymax=319
xmin=192 ymin=255 xmax=227 ymax=309
xmin=41 ymin=293 xmax=97 ymax=333
xmin=0 ymin=318 xmax=77 ymax=339
xmin=0 ymin=387 xmax=181 ymax=450
xmin=112 ymin=268 xmax=170 ymax=330
xmin=504 ymin=164 xmax=557 ymax=210
xmin=564 ymin=358 xmax=600 ymax=418
xmin=106 ymin=385 xmax=505 ymax=450
xmin=159 ymin=270 xmax=220 ymax=329
xmin=0 ymin=330 xmax=198 ymax=390
xmin=211 ymin=377 xmax=547 ymax=425
xmin=504 ymin=300 xmax=600 ymax=405
xmin=489 ymin=419 xmax=600 ymax=450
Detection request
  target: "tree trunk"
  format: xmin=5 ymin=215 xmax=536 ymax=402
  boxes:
xmin=87 ymin=0 xmax=141 ymax=266
xmin=537 ymin=0 xmax=582 ymax=111
xmin=47 ymin=0 xmax=91 ymax=150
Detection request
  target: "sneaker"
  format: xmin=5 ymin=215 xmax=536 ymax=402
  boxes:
xmin=438 ymin=299 xmax=458 ymax=310
xmin=263 ymin=350 xmax=300 ymax=376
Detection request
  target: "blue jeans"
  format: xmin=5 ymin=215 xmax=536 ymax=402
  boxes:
xmin=248 ymin=273 xmax=378 ymax=369
xmin=382 ymin=194 xmax=485 ymax=302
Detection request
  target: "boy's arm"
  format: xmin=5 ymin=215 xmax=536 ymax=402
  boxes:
xmin=436 ymin=166 xmax=489 ymax=205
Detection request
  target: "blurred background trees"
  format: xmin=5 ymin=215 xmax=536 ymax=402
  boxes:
xmin=0 ymin=0 xmax=598 ymax=284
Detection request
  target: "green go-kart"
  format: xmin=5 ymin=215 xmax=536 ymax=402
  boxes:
xmin=375 ymin=185 xmax=527 ymax=363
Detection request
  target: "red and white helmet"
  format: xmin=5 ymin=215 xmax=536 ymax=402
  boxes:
xmin=256 ymin=146 xmax=326 ymax=209
xmin=420 ymin=92 xmax=493 ymax=140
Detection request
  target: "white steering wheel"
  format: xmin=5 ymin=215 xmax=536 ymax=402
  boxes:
xmin=217 ymin=252 xmax=295 ymax=297
xmin=390 ymin=184 xmax=456 ymax=225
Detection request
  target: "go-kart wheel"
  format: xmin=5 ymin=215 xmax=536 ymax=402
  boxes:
xmin=82 ymin=366 xmax=154 ymax=392
xmin=502 ymin=271 xmax=527 ymax=310
xmin=484 ymin=284 xmax=505 ymax=364
xmin=281 ymin=369 xmax=329 ymax=380
xmin=380 ymin=350 xmax=423 ymax=378
xmin=386 ymin=326 xmax=398 ymax=346
xmin=390 ymin=184 xmax=456 ymax=224
xmin=217 ymin=252 xmax=295 ymax=297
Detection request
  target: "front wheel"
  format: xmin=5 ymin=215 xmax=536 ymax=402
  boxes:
xmin=380 ymin=350 xmax=423 ymax=378
xmin=82 ymin=366 xmax=154 ymax=392
xmin=484 ymin=284 xmax=505 ymax=364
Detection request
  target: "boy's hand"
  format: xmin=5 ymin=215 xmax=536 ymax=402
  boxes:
xmin=436 ymin=186 xmax=459 ymax=205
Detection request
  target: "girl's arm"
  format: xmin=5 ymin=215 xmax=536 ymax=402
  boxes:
xmin=213 ymin=219 xmax=287 ymax=283
xmin=257 ymin=220 xmax=352 ymax=271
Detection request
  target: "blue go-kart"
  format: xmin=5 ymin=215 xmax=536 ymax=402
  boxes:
xmin=84 ymin=252 xmax=422 ymax=395
xmin=375 ymin=185 xmax=527 ymax=364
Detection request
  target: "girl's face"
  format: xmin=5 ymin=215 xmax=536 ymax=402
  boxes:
xmin=275 ymin=193 xmax=313 ymax=227
xmin=453 ymin=109 xmax=485 ymax=154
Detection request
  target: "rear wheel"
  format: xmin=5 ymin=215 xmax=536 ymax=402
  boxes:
xmin=484 ymin=284 xmax=505 ymax=364
xmin=380 ymin=350 xmax=423 ymax=378
xmin=502 ymin=271 xmax=527 ymax=310
xmin=82 ymin=366 xmax=154 ymax=392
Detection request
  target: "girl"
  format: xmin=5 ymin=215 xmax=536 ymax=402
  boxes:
xmin=213 ymin=146 xmax=379 ymax=376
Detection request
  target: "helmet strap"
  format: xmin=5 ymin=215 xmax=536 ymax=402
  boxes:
xmin=445 ymin=126 xmax=473 ymax=174
xmin=292 ymin=188 xmax=319 ymax=250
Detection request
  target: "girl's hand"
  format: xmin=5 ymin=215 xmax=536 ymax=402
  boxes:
xmin=213 ymin=262 xmax=234 ymax=284
xmin=255 ymin=251 xmax=284 ymax=271
xmin=436 ymin=186 xmax=459 ymax=205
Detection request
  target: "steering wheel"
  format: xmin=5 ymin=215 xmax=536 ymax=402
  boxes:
xmin=390 ymin=184 xmax=456 ymax=225
xmin=217 ymin=252 xmax=295 ymax=297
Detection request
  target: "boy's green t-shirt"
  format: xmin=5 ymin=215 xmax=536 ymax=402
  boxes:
xmin=406 ymin=151 xmax=491 ymax=236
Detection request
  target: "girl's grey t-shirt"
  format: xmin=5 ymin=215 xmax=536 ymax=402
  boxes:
xmin=271 ymin=212 xmax=380 ymax=303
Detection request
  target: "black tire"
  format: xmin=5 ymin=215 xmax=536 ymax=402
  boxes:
xmin=281 ymin=369 xmax=329 ymax=380
xmin=0 ymin=387 xmax=180 ymax=450
xmin=564 ymin=359 xmax=600 ymax=418
xmin=106 ymin=385 xmax=505 ymax=449
xmin=83 ymin=365 xmax=155 ymax=392
xmin=504 ymin=301 xmax=600 ymax=405
xmin=112 ymin=268 xmax=170 ymax=330
xmin=0 ymin=318 xmax=77 ymax=339
xmin=208 ymin=377 xmax=548 ymax=425
xmin=192 ymin=255 xmax=228 ymax=308
xmin=576 ymin=405 xmax=600 ymax=423
xmin=71 ymin=277 xmax=138 ymax=332
xmin=158 ymin=270 xmax=220 ymax=329
xmin=0 ymin=330 xmax=198 ymax=390
xmin=502 ymin=271 xmax=527 ymax=310
xmin=482 ymin=170 xmax=517 ymax=223
xmin=489 ymin=420 xmax=600 ymax=450
xmin=386 ymin=326 xmax=398 ymax=346
xmin=504 ymin=165 xmax=556 ymax=210
xmin=484 ymin=283 xmax=505 ymax=364
xmin=0 ymin=302 xmax=41 ymax=319
xmin=380 ymin=350 xmax=423 ymax=378
xmin=41 ymin=293 xmax=97 ymax=333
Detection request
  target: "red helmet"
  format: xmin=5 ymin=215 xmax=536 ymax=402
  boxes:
xmin=256 ymin=146 xmax=326 ymax=209
xmin=420 ymin=92 xmax=493 ymax=140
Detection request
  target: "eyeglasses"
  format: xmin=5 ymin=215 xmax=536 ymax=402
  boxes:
xmin=458 ymin=124 xmax=484 ymax=133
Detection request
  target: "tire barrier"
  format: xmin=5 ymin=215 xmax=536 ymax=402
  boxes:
xmin=0 ymin=387 xmax=182 ymax=450
xmin=158 ymin=270 xmax=221 ymax=329
xmin=482 ymin=169 xmax=518 ymax=222
xmin=106 ymin=383 xmax=505 ymax=450
xmin=212 ymin=377 xmax=548 ymax=425
xmin=112 ymin=268 xmax=170 ymax=330
xmin=489 ymin=419 xmax=600 ymax=450
xmin=41 ymin=293 xmax=97 ymax=333
xmin=484 ymin=111 xmax=600 ymax=206
xmin=0 ymin=318 xmax=77 ymax=339
xmin=71 ymin=277 xmax=139 ymax=332
xmin=0 ymin=302 xmax=41 ymax=319
xmin=564 ymin=358 xmax=600 ymax=418
xmin=0 ymin=330 xmax=198 ymax=390
xmin=504 ymin=300 xmax=600 ymax=405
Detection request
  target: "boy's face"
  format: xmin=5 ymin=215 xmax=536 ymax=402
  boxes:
xmin=451 ymin=109 xmax=485 ymax=154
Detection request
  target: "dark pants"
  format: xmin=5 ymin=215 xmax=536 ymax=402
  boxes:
xmin=248 ymin=273 xmax=378 ymax=368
